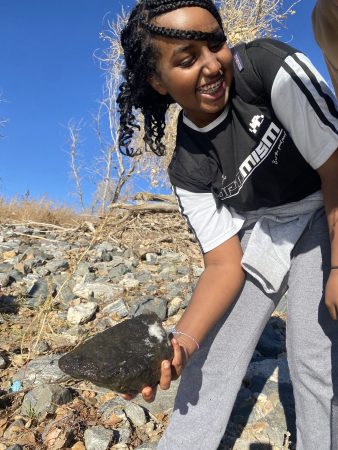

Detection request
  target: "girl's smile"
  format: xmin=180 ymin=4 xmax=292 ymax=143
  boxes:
xmin=148 ymin=7 xmax=233 ymax=128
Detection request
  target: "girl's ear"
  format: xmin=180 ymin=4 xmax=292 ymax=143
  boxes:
xmin=148 ymin=73 xmax=168 ymax=95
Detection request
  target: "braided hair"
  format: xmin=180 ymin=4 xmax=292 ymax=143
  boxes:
xmin=117 ymin=0 xmax=225 ymax=156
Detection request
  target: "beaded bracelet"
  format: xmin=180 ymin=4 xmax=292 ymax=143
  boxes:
xmin=332 ymin=266 xmax=338 ymax=270
xmin=169 ymin=327 xmax=200 ymax=351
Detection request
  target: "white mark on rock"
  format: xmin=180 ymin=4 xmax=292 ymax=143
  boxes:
xmin=148 ymin=323 xmax=164 ymax=341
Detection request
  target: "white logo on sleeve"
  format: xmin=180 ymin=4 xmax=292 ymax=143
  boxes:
xmin=249 ymin=115 xmax=264 ymax=134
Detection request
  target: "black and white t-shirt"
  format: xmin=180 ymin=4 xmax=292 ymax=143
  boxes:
xmin=168 ymin=39 xmax=338 ymax=253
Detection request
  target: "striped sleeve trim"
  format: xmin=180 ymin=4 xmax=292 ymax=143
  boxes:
xmin=271 ymin=51 xmax=338 ymax=169
xmin=282 ymin=53 xmax=338 ymax=134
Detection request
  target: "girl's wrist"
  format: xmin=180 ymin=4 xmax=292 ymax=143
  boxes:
xmin=331 ymin=266 xmax=338 ymax=270
xmin=169 ymin=327 xmax=200 ymax=360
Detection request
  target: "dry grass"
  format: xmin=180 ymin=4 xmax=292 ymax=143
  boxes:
xmin=0 ymin=196 xmax=86 ymax=227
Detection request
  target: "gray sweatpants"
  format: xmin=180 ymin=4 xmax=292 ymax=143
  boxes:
xmin=158 ymin=209 xmax=338 ymax=450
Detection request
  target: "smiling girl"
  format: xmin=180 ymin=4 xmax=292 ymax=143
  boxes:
xmin=117 ymin=1 xmax=338 ymax=449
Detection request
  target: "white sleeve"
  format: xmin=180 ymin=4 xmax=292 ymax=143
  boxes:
xmin=271 ymin=52 xmax=338 ymax=169
xmin=173 ymin=186 xmax=244 ymax=254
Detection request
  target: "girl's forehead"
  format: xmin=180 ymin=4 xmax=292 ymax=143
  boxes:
xmin=153 ymin=6 xmax=220 ymax=33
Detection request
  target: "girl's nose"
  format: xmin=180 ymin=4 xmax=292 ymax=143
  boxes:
xmin=202 ymin=50 xmax=222 ymax=76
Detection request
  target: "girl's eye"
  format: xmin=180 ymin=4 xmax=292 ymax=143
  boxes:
xmin=209 ymin=40 xmax=225 ymax=52
xmin=178 ymin=57 xmax=195 ymax=68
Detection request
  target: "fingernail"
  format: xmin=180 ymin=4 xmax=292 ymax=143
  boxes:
xmin=163 ymin=361 xmax=170 ymax=369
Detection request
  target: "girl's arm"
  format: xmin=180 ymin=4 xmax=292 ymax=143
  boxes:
xmin=139 ymin=234 xmax=245 ymax=403
xmin=317 ymin=148 xmax=338 ymax=319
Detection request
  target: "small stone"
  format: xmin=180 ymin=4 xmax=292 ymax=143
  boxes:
xmin=135 ymin=444 xmax=158 ymax=450
xmin=12 ymin=355 xmax=69 ymax=388
xmin=0 ymin=273 xmax=11 ymax=287
xmin=0 ymin=355 xmax=7 ymax=369
xmin=21 ymin=384 xmax=73 ymax=417
xmin=73 ymin=279 xmax=121 ymax=301
xmin=84 ymin=425 xmax=116 ymax=450
xmin=167 ymin=297 xmax=183 ymax=317
xmin=119 ymin=276 xmax=140 ymax=288
xmin=58 ymin=312 xmax=173 ymax=394
xmin=124 ymin=402 xmax=147 ymax=426
xmin=67 ymin=302 xmax=98 ymax=324
xmin=102 ymin=299 xmax=129 ymax=318
xmin=192 ymin=265 xmax=204 ymax=277
xmin=44 ymin=259 xmax=69 ymax=272
xmin=132 ymin=297 xmax=167 ymax=320
xmin=71 ymin=443 xmax=86 ymax=450
xmin=3 ymin=250 xmax=17 ymax=260
xmin=145 ymin=253 xmax=158 ymax=264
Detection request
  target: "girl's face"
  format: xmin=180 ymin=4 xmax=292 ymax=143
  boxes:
xmin=148 ymin=7 xmax=233 ymax=128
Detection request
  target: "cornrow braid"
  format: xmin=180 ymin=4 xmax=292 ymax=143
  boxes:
xmin=117 ymin=0 xmax=225 ymax=157
xmin=141 ymin=21 xmax=223 ymax=41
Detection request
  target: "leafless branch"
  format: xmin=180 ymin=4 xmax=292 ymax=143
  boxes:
xmin=67 ymin=120 xmax=86 ymax=212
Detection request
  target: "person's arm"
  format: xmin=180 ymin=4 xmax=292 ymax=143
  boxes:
xmin=129 ymin=188 xmax=245 ymax=402
xmin=137 ymin=235 xmax=245 ymax=403
xmin=173 ymin=234 xmax=244 ymax=355
xmin=317 ymin=148 xmax=338 ymax=319
xmin=312 ymin=0 xmax=338 ymax=96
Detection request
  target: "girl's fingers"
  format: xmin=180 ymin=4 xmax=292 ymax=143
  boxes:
xmin=141 ymin=385 xmax=157 ymax=402
xmin=171 ymin=338 xmax=184 ymax=377
xmin=121 ymin=392 xmax=137 ymax=401
xmin=159 ymin=360 xmax=172 ymax=390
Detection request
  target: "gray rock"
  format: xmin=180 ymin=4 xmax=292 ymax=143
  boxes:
xmin=7 ymin=445 xmax=24 ymax=450
xmin=58 ymin=312 xmax=173 ymax=394
xmin=84 ymin=425 xmax=116 ymax=450
xmin=135 ymin=444 xmax=158 ymax=450
xmin=132 ymin=297 xmax=167 ymax=321
xmin=0 ymin=272 xmax=11 ymax=287
xmin=145 ymin=253 xmax=158 ymax=264
xmin=13 ymin=355 xmax=69 ymax=388
xmin=167 ymin=297 xmax=183 ymax=317
xmin=192 ymin=265 xmax=204 ymax=277
xmin=136 ymin=378 xmax=180 ymax=415
xmin=0 ymin=355 xmax=7 ymax=369
xmin=44 ymin=258 xmax=69 ymax=273
xmin=102 ymin=299 xmax=129 ymax=318
xmin=67 ymin=302 xmax=98 ymax=324
xmin=3 ymin=418 xmax=25 ymax=439
xmin=0 ymin=262 xmax=14 ymax=273
xmin=158 ymin=266 xmax=177 ymax=282
xmin=119 ymin=274 xmax=140 ymax=288
xmin=98 ymin=398 xmax=128 ymax=421
xmin=135 ymin=270 xmax=152 ymax=283
xmin=27 ymin=278 xmax=52 ymax=302
xmin=124 ymin=401 xmax=147 ymax=426
xmin=118 ymin=424 xmax=132 ymax=444
xmin=21 ymin=384 xmax=73 ymax=417
xmin=73 ymin=278 xmax=122 ymax=301
xmin=108 ymin=263 xmax=130 ymax=279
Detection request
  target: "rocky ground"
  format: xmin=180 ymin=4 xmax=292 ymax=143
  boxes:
xmin=0 ymin=218 xmax=295 ymax=450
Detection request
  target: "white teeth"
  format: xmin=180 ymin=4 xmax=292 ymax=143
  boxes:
xmin=198 ymin=78 xmax=223 ymax=94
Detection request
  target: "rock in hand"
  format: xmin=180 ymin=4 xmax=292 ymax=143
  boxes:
xmin=58 ymin=312 xmax=173 ymax=394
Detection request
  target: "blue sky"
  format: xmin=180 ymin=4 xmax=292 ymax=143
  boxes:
xmin=0 ymin=0 xmax=331 ymax=209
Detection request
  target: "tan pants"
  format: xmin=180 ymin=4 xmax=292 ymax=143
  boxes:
xmin=312 ymin=0 xmax=338 ymax=96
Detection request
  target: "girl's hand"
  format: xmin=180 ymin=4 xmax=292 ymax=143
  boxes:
xmin=325 ymin=269 xmax=338 ymax=320
xmin=122 ymin=338 xmax=187 ymax=403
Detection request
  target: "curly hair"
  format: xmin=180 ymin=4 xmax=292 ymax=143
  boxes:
xmin=117 ymin=0 xmax=225 ymax=156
